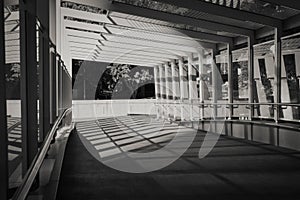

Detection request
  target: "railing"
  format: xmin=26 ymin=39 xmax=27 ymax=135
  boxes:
xmin=156 ymin=101 xmax=300 ymax=122
xmin=12 ymin=108 xmax=72 ymax=200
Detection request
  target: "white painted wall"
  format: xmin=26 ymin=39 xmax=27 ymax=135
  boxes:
xmin=72 ymin=99 xmax=157 ymax=121
xmin=7 ymin=100 xmax=21 ymax=117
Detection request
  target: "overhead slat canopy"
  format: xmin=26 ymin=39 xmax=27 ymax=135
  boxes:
xmin=61 ymin=1 xmax=237 ymax=67
xmin=59 ymin=0 xmax=300 ymax=67
xmin=4 ymin=0 xmax=300 ymax=66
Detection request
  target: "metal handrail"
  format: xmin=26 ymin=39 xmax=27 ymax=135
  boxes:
xmin=12 ymin=108 xmax=72 ymax=200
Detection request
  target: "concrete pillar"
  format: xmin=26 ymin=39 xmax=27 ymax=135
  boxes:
xmin=188 ymin=55 xmax=198 ymax=121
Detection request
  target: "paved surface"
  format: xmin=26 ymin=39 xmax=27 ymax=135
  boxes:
xmin=57 ymin=116 xmax=300 ymax=200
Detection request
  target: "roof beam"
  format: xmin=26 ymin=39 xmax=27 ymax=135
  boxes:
xmin=109 ymin=1 xmax=254 ymax=37
xmin=262 ymin=0 xmax=300 ymax=11
xmin=155 ymin=0 xmax=282 ymax=28
xmin=67 ymin=0 xmax=254 ymax=36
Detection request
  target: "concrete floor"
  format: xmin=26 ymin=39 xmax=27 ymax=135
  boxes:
xmin=57 ymin=116 xmax=300 ymax=200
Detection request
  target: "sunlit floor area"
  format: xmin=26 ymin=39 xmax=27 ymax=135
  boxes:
xmin=57 ymin=116 xmax=300 ymax=200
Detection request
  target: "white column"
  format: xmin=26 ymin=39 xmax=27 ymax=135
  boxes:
xmin=179 ymin=58 xmax=188 ymax=121
xmin=154 ymin=66 xmax=161 ymax=119
xmin=198 ymin=50 xmax=205 ymax=120
xmin=159 ymin=64 xmax=166 ymax=119
xmin=164 ymin=63 xmax=171 ymax=120
xmin=188 ymin=55 xmax=198 ymax=121
xmin=171 ymin=60 xmax=180 ymax=121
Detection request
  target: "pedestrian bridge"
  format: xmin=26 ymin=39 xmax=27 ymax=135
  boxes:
xmin=1 ymin=0 xmax=300 ymax=200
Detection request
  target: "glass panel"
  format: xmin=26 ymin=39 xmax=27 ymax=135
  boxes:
xmin=280 ymin=36 xmax=300 ymax=121
xmin=233 ymin=60 xmax=249 ymax=118
xmin=4 ymin=3 xmax=23 ymax=197
xmin=253 ymin=41 xmax=276 ymax=119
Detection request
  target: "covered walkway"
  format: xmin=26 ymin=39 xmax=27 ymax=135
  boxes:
xmin=1 ymin=0 xmax=300 ymax=200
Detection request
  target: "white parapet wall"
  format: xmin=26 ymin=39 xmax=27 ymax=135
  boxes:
xmin=7 ymin=100 xmax=21 ymax=118
xmin=72 ymin=99 xmax=157 ymax=121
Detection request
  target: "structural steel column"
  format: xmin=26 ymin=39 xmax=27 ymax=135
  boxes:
xmin=212 ymin=49 xmax=218 ymax=119
xmin=227 ymin=43 xmax=233 ymax=119
xmin=248 ymin=37 xmax=255 ymax=120
xmin=171 ymin=60 xmax=180 ymax=121
xmin=198 ymin=51 xmax=205 ymax=120
xmin=188 ymin=55 xmax=198 ymax=121
xmin=154 ymin=66 xmax=161 ymax=119
xmin=38 ymin=0 xmax=50 ymax=141
xmin=159 ymin=64 xmax=166 ymax=119
xmin=0 ymin=0 xmax=8 ymax=198
xmin=20 ymin=0 xmax=39 ymax=174
xmin=50 ymin=52 xmax=57 ymax=124
xmin=274 ymin=28 xmax=282 ymax=123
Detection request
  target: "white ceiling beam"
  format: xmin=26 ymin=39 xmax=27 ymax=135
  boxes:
xmin=70 ymin=46 xmax=175 ymax=61
xmin=71 ymin=54 xmax=159 ymax=67
xmin=70 ymin=50 xmax=168 ymax=63
xmin=64 ymin=20 xmax=107 ymax=33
